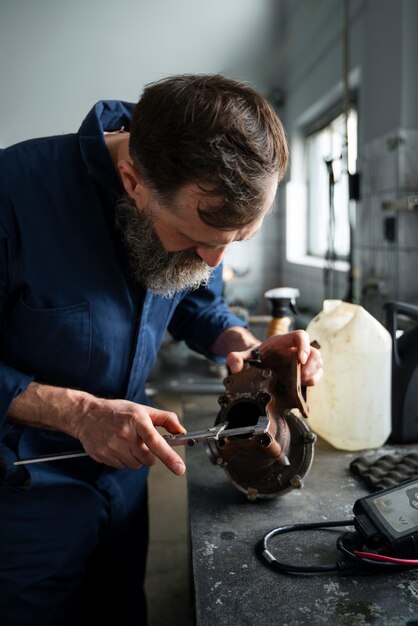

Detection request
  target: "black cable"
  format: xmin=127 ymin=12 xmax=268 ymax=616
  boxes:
xmin=336 ymin=532 xmax=405 ymax=571
xmin=259 ymin=520 xmax=354 ymax=574
xmin=259 ymin=520 xmax=414 ymax=575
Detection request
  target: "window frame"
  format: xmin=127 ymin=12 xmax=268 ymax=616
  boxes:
xmin=303 ymin=102 xmax=358 ymax=263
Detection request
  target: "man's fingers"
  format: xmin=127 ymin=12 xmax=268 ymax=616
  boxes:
xmin=149 ymin=408 xmax=187 ymax=434
xmin=227 ymin=330 xmax=312 ymax=373
xmin=302 ymin=368 xmax=323 ymax=386
xmin=81 ymin=404 xmax=186 ymax=474
xmin=128 ymin=447 xmax=146 ymax=469
xmin=301 ymin=349 xmax=323 ymax=386
xmin=275 ymin=330 xmax=311 ymax=364
xmin=226 ymin=351 xmax=246 ymax=374
xmin=226 ymin=330 xmax=323 ymax=386
xmin=134 ymin=412 xmax=186 ymax=476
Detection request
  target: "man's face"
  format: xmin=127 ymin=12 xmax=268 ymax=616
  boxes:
xmin=116 ymin=193 xmax=213 ymax=297
xmin=116 ymin=180 xmax=276 ymax=298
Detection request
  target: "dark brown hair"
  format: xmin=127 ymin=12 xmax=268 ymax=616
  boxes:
xmin=129 ymin=74 xmax=288 ymax=228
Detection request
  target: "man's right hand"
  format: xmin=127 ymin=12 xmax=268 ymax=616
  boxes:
xmin=8 ymin=382 xmax=186 ymax=475
xmin=75 ymin=397 xmax=186 ymax=474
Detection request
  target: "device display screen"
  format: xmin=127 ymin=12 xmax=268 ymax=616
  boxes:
xmin=370 ymin=480 xmax=418 ymax=536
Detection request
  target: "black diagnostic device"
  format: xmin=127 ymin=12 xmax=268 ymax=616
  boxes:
xmin=353 ymin=477 xmax=418 ymax=558
xmin=260 ymin=477 xmax=418 ymax=574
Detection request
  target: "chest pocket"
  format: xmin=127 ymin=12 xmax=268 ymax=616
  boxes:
xmin=4 ymin=295 xmax=91 ymax=385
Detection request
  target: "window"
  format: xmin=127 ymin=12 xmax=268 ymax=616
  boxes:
xmin=305 ymin=108 xmax=357 ymax=260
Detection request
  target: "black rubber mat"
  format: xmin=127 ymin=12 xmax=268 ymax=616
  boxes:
xmin=350 ymin=450 xmax=418 ymax=491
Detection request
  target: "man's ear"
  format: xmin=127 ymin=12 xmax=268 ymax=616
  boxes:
xmin=118 ymin=161 xmax=149 ymax=207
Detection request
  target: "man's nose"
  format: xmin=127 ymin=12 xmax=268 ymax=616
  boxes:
xmin=195 ymin=246 xmax=226 ymax=267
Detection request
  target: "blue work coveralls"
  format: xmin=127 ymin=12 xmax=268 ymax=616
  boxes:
xmin=0 ymin=101 xmax=245 ymax=626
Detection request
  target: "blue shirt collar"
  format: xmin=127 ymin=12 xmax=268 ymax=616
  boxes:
xmin=78 ymin=100 xmax=135 ymax=195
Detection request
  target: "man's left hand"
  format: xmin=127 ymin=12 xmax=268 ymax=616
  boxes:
xmin=226 ymin=330 xmax=323 ymax=386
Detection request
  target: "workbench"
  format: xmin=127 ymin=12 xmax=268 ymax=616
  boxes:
xmin=183 ymin=395 xmax=418 ymax=626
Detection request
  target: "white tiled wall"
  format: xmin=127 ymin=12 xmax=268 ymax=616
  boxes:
xmin=355 ymin=128 xmax=418 ymax=319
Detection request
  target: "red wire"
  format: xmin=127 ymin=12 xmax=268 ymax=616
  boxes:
xmin=355 ymin=551 xmax=418 ymax=565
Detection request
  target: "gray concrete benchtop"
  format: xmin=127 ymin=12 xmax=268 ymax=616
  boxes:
xmin=183 ymin=395 xmax=418 ymax=626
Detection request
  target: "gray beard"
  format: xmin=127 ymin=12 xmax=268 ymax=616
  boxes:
xmin=115 ymin=194 xmax=213 ymax=298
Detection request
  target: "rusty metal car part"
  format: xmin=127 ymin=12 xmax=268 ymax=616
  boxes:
xmin=206 ymin=352 xmax=315 ymax=500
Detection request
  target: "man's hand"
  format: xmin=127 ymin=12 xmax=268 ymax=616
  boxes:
xmin=226 ymin=330 xmax=323 ymax=386
xmin=75 ymin=398 xmax=186 ymax=473
xmin=8 ymin=383 xmax=187 ymax=475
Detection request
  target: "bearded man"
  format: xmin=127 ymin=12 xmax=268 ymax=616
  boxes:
xmin=0 ymin=74 xmax=322 ymax=626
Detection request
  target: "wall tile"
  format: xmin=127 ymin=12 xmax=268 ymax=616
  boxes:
xmin=398 ymin=249 xmax=418 ymax=304
xmin=369 ymin=192 xmax=398 ymax=247
xmin=282 ymin=128 xmax=417 ymax=320
xmin=355 ymin=197 xmax=372 ymax=247
xmin=399 ymin=128 xmax=418 ymax=190
xmin=362 ymin=133 xmax=399 ymax=195
xmin=359 ymin=246 xmax=418 ymax=311
xmin=362 ymin=292 xmax=389 ymax=324
xmin=397 ymin=210 xmax=418 ymax=250
xmin=262 ymin=211 xmax=283 ymax=244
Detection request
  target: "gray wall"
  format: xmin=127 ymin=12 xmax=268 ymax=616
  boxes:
xmin=2 ymin=0 xmax=417 ymax=320
xmin=0 ymin=0 xmax=278 ymax=314
xmin=260 ymin=0 xmax=418 ymax=321
xmin=0 ymin=0 xmax=274 ymax=146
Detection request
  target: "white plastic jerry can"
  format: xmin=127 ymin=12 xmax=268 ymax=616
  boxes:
xmin=306 ymin=300 xmax=392 ymax=451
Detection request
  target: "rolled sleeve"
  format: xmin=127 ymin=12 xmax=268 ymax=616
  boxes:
xmin=0 ymin=363 xmax=34 ymax=430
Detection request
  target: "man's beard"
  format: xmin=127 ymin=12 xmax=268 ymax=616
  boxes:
xmin=115 ymin=194 xmax=213 ymax=298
